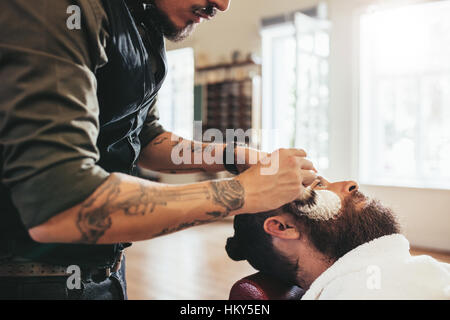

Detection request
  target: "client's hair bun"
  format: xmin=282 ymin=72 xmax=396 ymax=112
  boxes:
xmin=225 ymin=237 xmax=247 ymax=261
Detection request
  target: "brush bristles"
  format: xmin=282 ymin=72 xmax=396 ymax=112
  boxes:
xmin=293 ymin=187 xmax=317 ymax=211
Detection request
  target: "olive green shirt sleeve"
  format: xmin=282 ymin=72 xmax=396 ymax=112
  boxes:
xmin=0 ymin=0 xmax=111 ymax=228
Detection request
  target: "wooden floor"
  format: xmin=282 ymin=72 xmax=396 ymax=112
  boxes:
xmin=125 ymin=220 xmax=256 ymax=300
xmin=125 ymin=220 xmax=450 ymax=300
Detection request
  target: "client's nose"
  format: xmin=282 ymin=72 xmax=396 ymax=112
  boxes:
xmin=344 ymin=181 xmax=359 ymax=194
xmin=210 ymin=0 xmax=231 ymax=11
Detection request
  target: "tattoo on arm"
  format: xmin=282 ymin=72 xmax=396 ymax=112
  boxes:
xmin=152 ymin=136 xmax=169 ymax=146
xmin=153 ymin=210 xmax=229 ymax=238
xmin=76 ymin=177 xmax=121 ymax=244
xmin=170 ymin=137 xmax=184 ymax=147
xmin=159 ymin=167 xmax=207 ymax=174
xmin=190 ymin=141 xmax=203 ymax=154
xmin=210 ymin=179 xmax=245 ymax=214
xmin=203 ymin=144 xmax=218 ymax=156
xmin=153 ymin=218 xmax=210 ymax=238
xmin=76 ymin=175 xmax=245 ymax=243
xmin=205 ymin=211 xmax=225 ymax=218
xmin=75 ymin=176 xmax=210 ymax=244
xmin=152 ymin=180 xmax=245 ymax=238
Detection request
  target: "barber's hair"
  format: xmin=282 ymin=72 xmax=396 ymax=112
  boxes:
xmin=226 ymin=193 xmax=400 ymax=284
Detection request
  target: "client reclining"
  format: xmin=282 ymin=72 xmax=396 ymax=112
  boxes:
xmin=226 ymin=178 xmax=450 ymax=299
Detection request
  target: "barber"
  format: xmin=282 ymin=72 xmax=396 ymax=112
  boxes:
xmin=0 ymin=0 xmax=317 ymax=299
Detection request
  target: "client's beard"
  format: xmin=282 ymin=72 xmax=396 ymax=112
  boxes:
xmin=143 ymin=2 xmax=195 ymax=42
xmin=290 ymin=191 xmax=401 ymax=260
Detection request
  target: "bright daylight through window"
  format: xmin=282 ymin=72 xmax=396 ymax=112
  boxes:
xmin=262 ymin=12 xmax=330 ymax=171
xmin=359 ymin=0 xmax=450 ymax=189
xmin=158 ymin=48 xmax=195 ymax=140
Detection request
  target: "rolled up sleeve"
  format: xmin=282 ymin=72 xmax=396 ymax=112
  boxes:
xmin=0 ymin=0 xmax=111 ymax=228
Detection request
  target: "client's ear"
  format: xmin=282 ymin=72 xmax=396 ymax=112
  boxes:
xmin=263 ymin=215 xmax=300 ymax=240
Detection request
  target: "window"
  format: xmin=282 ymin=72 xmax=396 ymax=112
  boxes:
xmin=294 ymin=13 xmax=331 ymax=171
xmin=262 ymin=12 xmax=331 ymax=171
xmin=158 ymin=48 xmax=195 ymax=140
xmin=261 ymin=22 xmax=297 ymax=151
xmin=360 ymin=1 xmax=450 ymax=189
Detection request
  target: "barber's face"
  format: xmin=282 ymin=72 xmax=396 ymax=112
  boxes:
xmin=153 ymin=0 xmax=230 ymax=39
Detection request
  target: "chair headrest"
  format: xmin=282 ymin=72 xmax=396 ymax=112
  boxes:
xmin=229 ymin=272 xmax=305 ymax=300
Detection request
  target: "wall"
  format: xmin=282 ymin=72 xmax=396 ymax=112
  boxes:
xmin=166 ymin=0 xmax=450 ymax=251
xmin=167 ymin=0 xmax=321 ymax=64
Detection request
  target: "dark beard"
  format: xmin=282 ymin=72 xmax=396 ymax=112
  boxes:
xmin=226 ymin=191 xmax=401 ymax=287
xmin=290 ymin=191 xmax=401 ymax=260
xmin=142 ymin=2 xmax=195 ymax=42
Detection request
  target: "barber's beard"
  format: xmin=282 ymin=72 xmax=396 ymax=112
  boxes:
xmin=143 ymin=2 xmax=195 ymax=42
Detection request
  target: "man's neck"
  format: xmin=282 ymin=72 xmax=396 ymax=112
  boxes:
xmin=296 ymin=248 xmax=334 ymax=289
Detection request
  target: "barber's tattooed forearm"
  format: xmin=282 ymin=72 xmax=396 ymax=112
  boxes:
xmin=206 ymin=211 xmax=226 ymax=218
xmin=76 ymin=176 xmax=211 ymax=244
xmin=76 ymin=176 xmax=245 ymax=243
xmin=76 ymin=177 xmax=120 ymax=244
xmin=153 ymin=218 xmax=211 ymax=238
xmin=123 ymin=185 xmax=211 ymax=214
xmin=152 ymin=136 xmax=168 ymax=146
xmin=159 ymin=167 xmax=207 ymax=174
xmin=204 ymin=143 xmax=218 ymax=156
xmin=170 ymin=137 xmax=184 ymax=147
xmin=191 ymin=141 xmax=203 ymax=153
xmin=153 ymin=180 xmax=245 ymax=238
xmin=154 ymin=210 xmax=234 ymax=238
xmin=210 ymin=179 xmax=245 ymax=213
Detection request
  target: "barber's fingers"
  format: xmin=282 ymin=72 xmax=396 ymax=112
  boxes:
xmin=296 ymin=158 xmax=316 ymax=171
xmin=291 ymin=157 xmax=318 ymax=173
xmin=277 ymin=148 xmax=307 ymax=158
xmin=310 ymin=179 xmax=322 ymax=189
xmin=301 ymin=170 xmax=318 ymax=186
xmin=291 ymin=148 xmax=307 ymax=158
xmin=270 ymin=148 xmax=318 ymax=172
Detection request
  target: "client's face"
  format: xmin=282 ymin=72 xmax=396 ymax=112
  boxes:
xmin=314 ymin=177 xmax=361 ymax=203
xmin=225 ymin=178 xmax=401 ymax=287
xmin=287 ymin=178 xmax=400 ymax=260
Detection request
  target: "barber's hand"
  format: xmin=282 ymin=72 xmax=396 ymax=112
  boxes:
xmin=234 ymin=148 xmax=317 ymax=214
xmin=235 ymin=146 xmax=269 ymax=173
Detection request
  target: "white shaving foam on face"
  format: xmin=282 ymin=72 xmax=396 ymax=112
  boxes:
xmin=299 ymin=190 xmax=342 ymax=221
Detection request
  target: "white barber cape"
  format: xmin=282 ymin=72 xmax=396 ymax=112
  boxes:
xmin=302 ymin=234 xmax=450 ymax=300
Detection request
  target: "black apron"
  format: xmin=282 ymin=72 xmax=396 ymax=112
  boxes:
xmin=0 ymin=0 xmax=167 ymax=267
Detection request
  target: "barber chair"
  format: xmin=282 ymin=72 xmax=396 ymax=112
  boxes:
xmin=229 ymin=272 xmax=305 ymax=300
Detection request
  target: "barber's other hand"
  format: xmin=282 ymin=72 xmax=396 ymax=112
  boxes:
xmin=233 ymin=148 xmax=317 ymax=214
